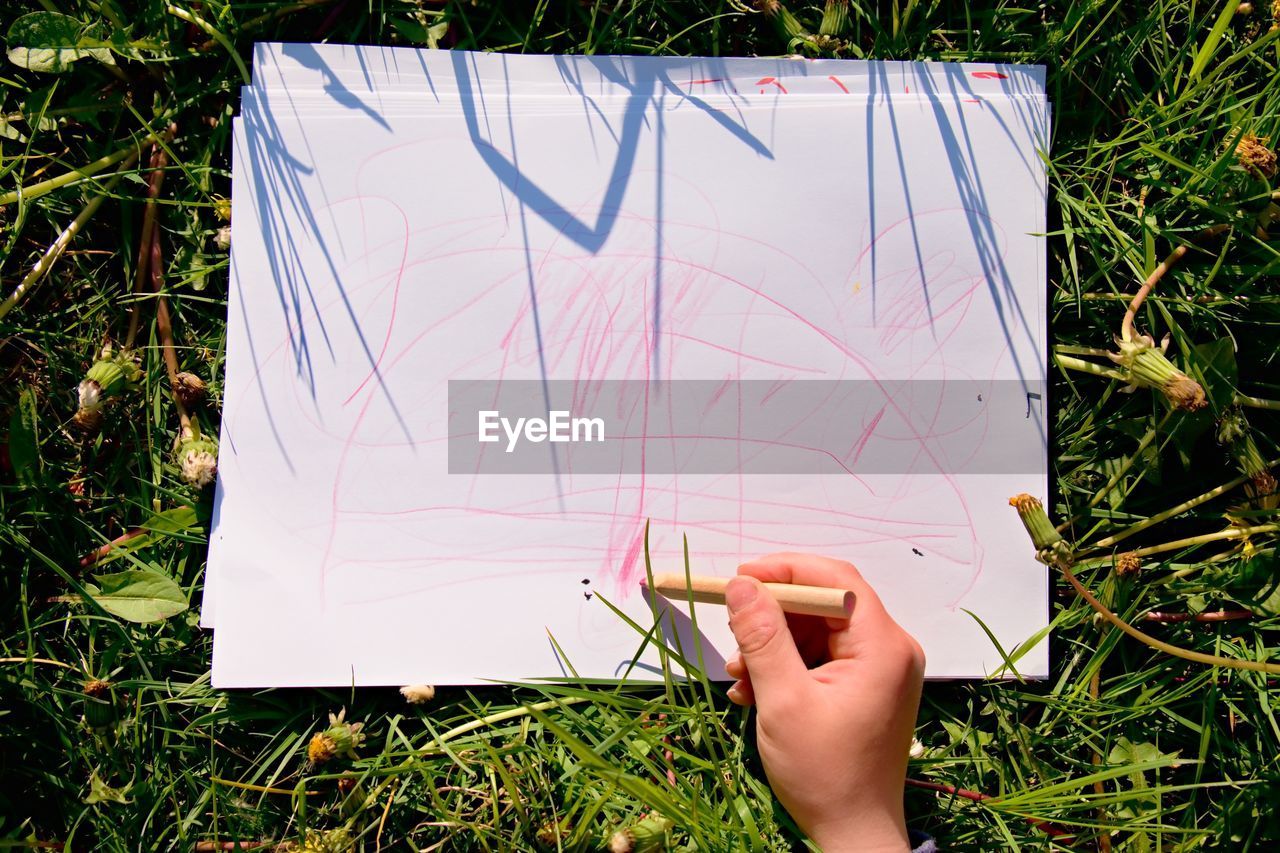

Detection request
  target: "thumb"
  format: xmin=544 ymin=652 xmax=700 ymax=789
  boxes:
xmin=725 ymin=577 xmax=807 ymax=703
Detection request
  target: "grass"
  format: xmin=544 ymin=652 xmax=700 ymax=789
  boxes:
xmin=1 ymin=0 xmax=1279 ymax=849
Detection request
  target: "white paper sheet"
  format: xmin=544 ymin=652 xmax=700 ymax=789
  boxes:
xmin=208 ymin=47 xmax=1049 ymax=686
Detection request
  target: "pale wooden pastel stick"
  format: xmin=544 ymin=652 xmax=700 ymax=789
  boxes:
xmin=646 ymin=572 xmax=855 ymax=620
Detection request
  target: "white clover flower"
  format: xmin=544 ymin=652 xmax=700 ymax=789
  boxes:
xmin=909 ymin=737 xmax=926 ymax=759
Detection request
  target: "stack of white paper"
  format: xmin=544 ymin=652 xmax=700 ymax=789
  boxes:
xmin=208 ymin=43 xmax=1051 ymax=687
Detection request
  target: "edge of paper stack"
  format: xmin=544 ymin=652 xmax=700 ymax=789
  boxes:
xmin=207 ymin=43 xmax=1051 ymax=687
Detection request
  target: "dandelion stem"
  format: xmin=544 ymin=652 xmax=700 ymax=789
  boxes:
xmin=209 ymin=777 xmax=319 ymax=796
xmin=1121 ymin=224 xmax=1229 ymax=342
xmin=1236 ymin=393 xmax=1280 ymax=411
xmin=1053 ymin=353 xmax=1128 ymax=382
xmin=1143 ymin=610 xmax=1254 ymax=623
xmin=0 ymin=154 xmax=139 ymax=322
xmin=124 ymin=143 xmax=170 ymax=350
xmin=1087 ymin=462 xmax=1277 ymax=550
xmin=197 ymin=0 xmax=337 ymax=51
xmin=904 ymin=778 xmax=1077 ymax=840
xmin=150 ymin=224 xmax=192 ymax=436
xmin=1059 ymin=562 xmax=1280 ymax=674
xmin=0 ymin=128 xmax=167 ymax=207
xmin=1088 ymin=668 xmax=1111 ymax=853
xmin=1077 ymin=523 xmax=1279 ymax=567
xmin=167 ymin=5 xmax=252 ymax=84
xmin=1054 ymin=344 xmax=1114 ymax=358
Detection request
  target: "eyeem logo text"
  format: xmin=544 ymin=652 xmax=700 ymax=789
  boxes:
xmin=478 ymin=410 xmax=605 ymax=453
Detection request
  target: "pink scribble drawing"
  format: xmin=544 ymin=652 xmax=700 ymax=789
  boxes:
xmin=216 ymin=85 xmax=1048 ymax=684
xmin=756 ymin=77 xmax=788 ymax=94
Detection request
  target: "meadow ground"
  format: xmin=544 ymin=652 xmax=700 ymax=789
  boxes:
xmin=1 ymin=1 xmax=1279 ymax=850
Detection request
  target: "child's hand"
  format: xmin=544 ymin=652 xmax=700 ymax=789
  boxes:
xmin=724 ymin=553 xmax=924 ymax=853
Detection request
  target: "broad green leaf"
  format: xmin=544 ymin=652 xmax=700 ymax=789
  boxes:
xmin=85 ymin=570 xmax=188 ymax=624
xmin=7 ymin=387 xmax=39 ymax=485
xmin=143 ymin=504 xmax=200 ymax=535
xmin=1109 ymin=737 xmax=1169 ymax=769
xmin=85 ymin=505 xmax=201 ymax=567
xmin=84 ymin=769 xmax=131 ymax=805
xmin=6 ymin=12 xmax=115 ymax=74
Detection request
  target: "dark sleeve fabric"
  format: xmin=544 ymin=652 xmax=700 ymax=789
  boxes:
xmin=909 ymin=829 xmax=938 ymax=853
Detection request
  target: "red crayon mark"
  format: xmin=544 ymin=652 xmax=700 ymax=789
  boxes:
xmin=963 ymin=98 xmax=981 ymax=104
xmin=970 ymin=71 xmax=1008 ymax=79
xmin=756 ymin=76 xmax=788 ymax=94
xmin=828 ymin=75 xmax=850 ymax=93
xmin=687 ymin=78 xmax=723 ymax=85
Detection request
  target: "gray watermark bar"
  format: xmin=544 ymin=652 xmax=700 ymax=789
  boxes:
xmin=448 ymin=379 xmax=1045 ymax=475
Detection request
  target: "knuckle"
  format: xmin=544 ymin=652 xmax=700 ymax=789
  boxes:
xmin=732 ymin=614 xmax=783 ymax=656
xmin=907 ymin=638 xmax=926 ymax=673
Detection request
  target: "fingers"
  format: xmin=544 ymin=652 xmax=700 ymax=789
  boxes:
xmin=725 ymin=576 xmax=808 ymax=706
xmin=739 ymin=553 xmax=913 ymax=667
xmin=738 ymin=552 xmax=887 ymax=617
xmin=726 ymin=677 xmax=755 ymax=706
xmin=725 ymin=653 xmax=755 ymax=705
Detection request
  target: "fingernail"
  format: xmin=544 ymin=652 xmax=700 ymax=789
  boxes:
xmin=725 ymin=577 xmax=757 ymax=614
xmin=726 ymin=684 xmax=743 ymax=703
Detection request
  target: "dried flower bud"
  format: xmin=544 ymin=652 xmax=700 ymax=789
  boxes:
xmin=175 ymin=434 xmax=219 ymax=488
xmin=1008 ymin=494 xmax=1074 ymax=566
xmin=308 ymin=732 xmax=338 ymax=764
xmin=400 ymin=684 xmax=436 ymax=704
xmin=308 ymin=709 xmax=365 ymax=764
xmin=1107 ymin=334 xmax=1206 ymax=411
xmin=173 ymin=372 xmax=208 ymax=408
xmin=82 ymin=679 xmax=116 ymax=728
xmin=1114 ymin=552 xmax=1141 ymax=577
xmin=909 ymin=737 xmax=926 ymax=759
xmin=608 ymin=814 xmax=674 ymax=853
xmin=811 ymin=33 xmax=842 ymax=52
xmin=1234 ymin=133 xmax=1277 ymax=179
xmin=73 ymin=406 xmax=105 ymax=435
xmin=214 ymin=225 xmax=232 ymax=251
